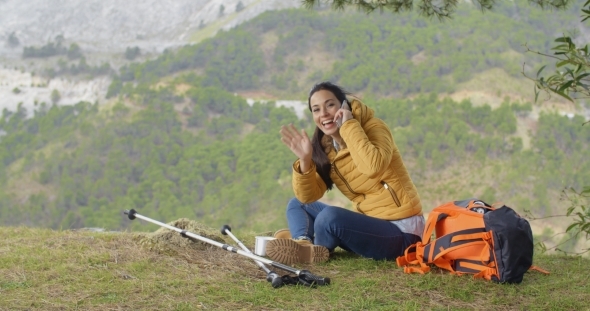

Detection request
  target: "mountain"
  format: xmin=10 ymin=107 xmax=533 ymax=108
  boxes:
xmin=0 ymin=0 xmax=300 ymax=56
xmin=0 ymin=0 xmax=300 ymax=116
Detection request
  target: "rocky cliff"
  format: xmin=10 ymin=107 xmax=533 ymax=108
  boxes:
xmin=0 ymin=0 xmax=301 ymax=57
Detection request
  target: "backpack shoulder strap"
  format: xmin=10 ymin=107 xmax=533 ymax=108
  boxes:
xmin=421 ymin=209 xmax=446 ymax=244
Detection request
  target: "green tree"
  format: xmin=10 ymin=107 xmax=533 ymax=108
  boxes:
xmin=124 ymin=46 xmax=141 ymax=60
xmin=525 ymin=1 xmax=590 ymax=104
xmin=51 ymin=89 xmax=61 ymax=104
xmin=302 ymin=0 xmax=570 ymax=19
xmin=67 ymin=43 xmax=83 ymax=60
xmin=8 ymin=32 xmax=19 ymax=47
xmin=236 ymin=1 xmax=245 ymax=12
xmin=523 ymin=2 xmax=590 ymax=254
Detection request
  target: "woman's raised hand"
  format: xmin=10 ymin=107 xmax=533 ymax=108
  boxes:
xmin=280 ymin=124 xmax=313 ymax=163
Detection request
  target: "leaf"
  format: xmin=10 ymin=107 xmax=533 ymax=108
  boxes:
xmin=558 ymin=80 xmax=574 ymax=92
xmin=556 ymin=60 xmax=571 ymax=68
xmin=554 ymin=89 xmax=573 ymax=102
xmin=551 ymin=44 xmax=569 ymax=51
xmin=575 ymin=73 xmax=590 ymax=81
xmin=536 ymin=65 xmax=546 ymax=77
xmin=566 ymin=223 xmax=578 ymax=232
xmin=545 ymin=75 xmax=558 ymax=84
xmin=555 ymin=37 xmax=570 ymax=43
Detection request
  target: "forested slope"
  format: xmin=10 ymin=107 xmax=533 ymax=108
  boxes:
xmin=108 ymin=1 xmax=585 ymax=99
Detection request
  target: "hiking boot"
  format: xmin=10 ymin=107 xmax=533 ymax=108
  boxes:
xmin=273 ymin=228 xmax=292 ymax=239
xmin=265 ymin=238 xmax=329 ymax=265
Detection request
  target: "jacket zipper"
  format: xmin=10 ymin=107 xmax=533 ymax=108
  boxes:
xmin=383 ymin=182 xmax=401 ymax=207
xmin=332 ymin=162 xmax=365 ymax=213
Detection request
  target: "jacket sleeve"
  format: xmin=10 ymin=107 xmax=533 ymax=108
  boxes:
xmin=339 ymin=117 xmax=394 ymax=178
xmin=292 ymin=159 xmax=327 ymax=203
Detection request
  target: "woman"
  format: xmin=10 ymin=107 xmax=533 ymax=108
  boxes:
xmin=265 ymin=82 xmax=424 ymax=265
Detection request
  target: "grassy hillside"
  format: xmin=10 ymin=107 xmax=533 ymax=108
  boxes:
xmin=1 ymin=226 xmax=588 ymax=310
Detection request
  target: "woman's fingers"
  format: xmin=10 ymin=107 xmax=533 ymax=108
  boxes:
xmin=300 ymin=128 xmax=310 ymax=142
xmin=279 ymin=126 xmax=292 ymax=140
xmin=280 ymin=124 xmax=303 ymax=140
xmin=334 ymin=109 xmax=352 ymax=123
xmin=280 ymin=137 xmax=293 ymax=148
xmin=280 ymin=124 xmax=306 ymax=148
xmin=333 ymin=110 xmax=342 ymax=123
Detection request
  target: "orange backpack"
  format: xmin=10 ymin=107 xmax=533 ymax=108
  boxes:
xmin=396 ymin=199 xmax=548 ymax=283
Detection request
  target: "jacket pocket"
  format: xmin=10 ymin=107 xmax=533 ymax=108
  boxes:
xmin=382 ymin=181 xmax=401 ymax=207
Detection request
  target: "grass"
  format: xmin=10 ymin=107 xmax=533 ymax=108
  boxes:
xmin=1 ymin=225 xmax=589 ymax=311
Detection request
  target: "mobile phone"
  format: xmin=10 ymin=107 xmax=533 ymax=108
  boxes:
xmin=336 ymin=100 xmax=350 ymax=127
xmin=341 ymin=100 xmax=350 ymax=111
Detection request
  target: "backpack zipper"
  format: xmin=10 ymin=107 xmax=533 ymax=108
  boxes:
xmin=382 ymin=181 xmax=401 ymax=207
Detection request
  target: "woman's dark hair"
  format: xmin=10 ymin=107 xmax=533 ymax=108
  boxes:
xmin=307 ymin=81 xmax=349 ymax=190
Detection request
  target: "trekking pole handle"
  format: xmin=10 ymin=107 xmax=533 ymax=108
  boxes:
xmin=124 ymin=209 xmax=137 ymax=220
xmin=299 ymin=270 xmax=331 ymax=286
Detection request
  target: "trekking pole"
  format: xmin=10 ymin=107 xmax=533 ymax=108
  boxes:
xmin=124 ymin=209 xmax=330 ymax=287
xmin=220 ymin=225 xmax=284 ymax=288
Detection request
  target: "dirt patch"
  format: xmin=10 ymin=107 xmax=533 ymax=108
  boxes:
xmin=236 ymin=90 xmax=278 ymax=100
xmin=410 ymin=50 xmax=427 ymax=65
xmin=515 ymin=116 xmax=533 ymax=149
xmin=175 ymin=83 xmax=192 ymax=95
xmin=134 ymin=218 xmax=227 ymax=255
xmin=260 ymin=31 xmax=279 ymax=68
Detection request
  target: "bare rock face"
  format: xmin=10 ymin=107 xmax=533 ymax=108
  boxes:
xmin=0 ymin=0 xmax=301 ymax=114
xmin=0 ymin=0 xmax=301 ymax=56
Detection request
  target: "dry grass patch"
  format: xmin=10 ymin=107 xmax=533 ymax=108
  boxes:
xmin=1 ymin=223 xmax=589 ymax=310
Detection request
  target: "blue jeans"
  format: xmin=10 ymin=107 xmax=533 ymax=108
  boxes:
xmin=285 ymin=198 xmax=421 ymax=261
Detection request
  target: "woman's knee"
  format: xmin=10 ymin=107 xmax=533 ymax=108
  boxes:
xmin=314 ymin=206 xmax=342 ymax=229
xmin=286 ymin=197 xmax=303 ymax=212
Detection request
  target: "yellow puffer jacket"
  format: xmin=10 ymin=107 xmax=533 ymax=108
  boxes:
xmin=292 ymin=99 xmax=422 ymax=220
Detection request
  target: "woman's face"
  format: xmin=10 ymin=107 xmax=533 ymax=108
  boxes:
xmin=310 ymin=89 xmax=342 ymax=136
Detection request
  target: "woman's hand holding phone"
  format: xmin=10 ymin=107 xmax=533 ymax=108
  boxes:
xmin=335 ymin=100 xmax=352 ymax=127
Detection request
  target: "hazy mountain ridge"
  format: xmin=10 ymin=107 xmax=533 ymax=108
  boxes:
xmin=0 ymin=0 xmax=300 ymax=56
xmin=0 ymin=0 xmax=300 ymax=115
